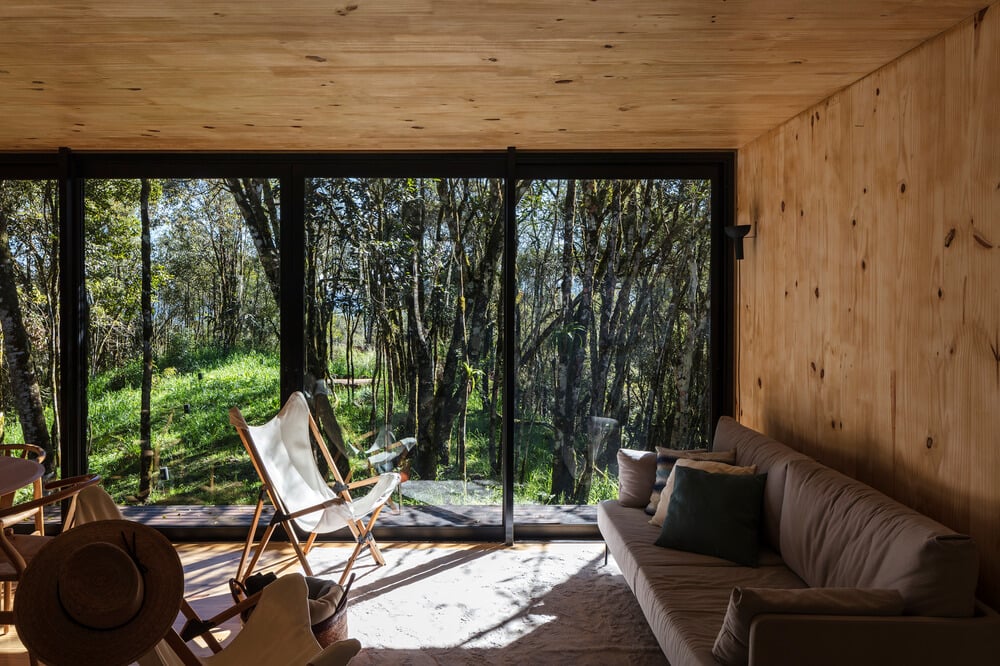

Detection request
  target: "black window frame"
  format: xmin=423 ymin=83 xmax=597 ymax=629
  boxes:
xmin=0 ymin=148 xmax=735 ymax=542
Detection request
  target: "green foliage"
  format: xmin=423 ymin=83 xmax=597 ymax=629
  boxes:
xmin=9 ymin=174 xmax=714 ymax=516
xmin=87 ymin=348 xmax=618 ymax=507
xmin=328 ymin=347 xmax=376 ymax=378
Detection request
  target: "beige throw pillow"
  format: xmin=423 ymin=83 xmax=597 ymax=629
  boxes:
xmin=617 ymin=449 xmax=658 ymax=508
xmin=649 ymin=458 xmax=758 ymax=527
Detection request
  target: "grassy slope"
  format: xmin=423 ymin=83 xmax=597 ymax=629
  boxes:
xmin=80 ymin=350 xmax=617 ymax=505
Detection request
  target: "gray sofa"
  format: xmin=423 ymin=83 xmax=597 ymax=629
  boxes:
xmin=598 ymin=417 xmax=1000 ymax=665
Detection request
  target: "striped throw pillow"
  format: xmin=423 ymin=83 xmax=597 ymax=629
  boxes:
xmin=645 ymin=447 xmax=737 ymax=515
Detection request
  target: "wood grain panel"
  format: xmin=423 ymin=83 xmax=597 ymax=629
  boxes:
xmin=737 ymin=4 xmax=1000 ymax=607
xmin=0 ymin=1 xmax=987 ymax=150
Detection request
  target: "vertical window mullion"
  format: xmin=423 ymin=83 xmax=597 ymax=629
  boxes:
xmin=502 ymin=148 xmax=517 ymax=544
xmin=59 ymin=147 xmax=88 ymax=480
xmin=280 ymin=166 xmax=306 ymax=402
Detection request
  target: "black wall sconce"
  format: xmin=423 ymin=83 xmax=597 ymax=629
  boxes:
xmin=725 ymin=224 xmax=752 ymax=260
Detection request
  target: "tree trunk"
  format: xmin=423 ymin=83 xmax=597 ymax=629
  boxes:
xmin=0 ymin=193 xmax=52 ymax=472
xmin=138 ymin=179 xmax=155 ymax=498
xmin=551 ymin=180 xmax=583 ymax=501
xmin=224 ymin=178 xmax=281 ymax=308
xmin=668 ymin=258 xmax=710 ymax=450
xmin=569 ymin=181 xmax=600 ymax=504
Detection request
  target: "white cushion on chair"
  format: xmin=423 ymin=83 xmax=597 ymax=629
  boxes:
xmin=243 ymin=393 xmax=401 ymax=534
xmin=197 ymin=574 xmax=329 ymax=666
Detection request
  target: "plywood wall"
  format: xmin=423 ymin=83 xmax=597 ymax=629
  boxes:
xmin=736 ymin=4 xmax=1000 ymax=606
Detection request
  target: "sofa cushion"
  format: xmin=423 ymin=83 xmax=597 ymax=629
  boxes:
xmin=711 ymin=586 xmax=905 ymax=666
xmin=633 ymin=564 xmax=807 ymax=666
xmin=650 ymin=458 xmax=758 ymax=528
xmin=780 ymin=458 xmax=979 ymax=617
xmin=597 ymin=501 xmax=784 ymax=589
xmin=646 ymin=447 xmax=736 ymax=515
xmin=712 ymin=416 xmax=811 ymax=552
xmin=655 ymin=465 xmax=767 ymax=567
xmin=616 ymin=448 xmax=657 ymax=508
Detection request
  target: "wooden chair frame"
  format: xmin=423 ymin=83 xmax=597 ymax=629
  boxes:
xmin=230 ymin=394 xmax=396 ymax=587
xmin=0 ymin=444 xmax=47 ymax=535
xmin=0 ymin=472 xmax=100 ymax=645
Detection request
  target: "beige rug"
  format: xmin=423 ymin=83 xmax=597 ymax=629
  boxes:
xmin=1 ymin=541 xmax=665 ymax=665
xmin=276 ymin=541 xmax=668 ymax=665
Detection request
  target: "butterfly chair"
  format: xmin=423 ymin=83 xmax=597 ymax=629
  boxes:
xmin=0 ymin=472 xmax=100 ymax=638
xmin=230 ymin=391 xmax=400 ymax=586
xmin=65 ymin=487 xmax=361 ymax=666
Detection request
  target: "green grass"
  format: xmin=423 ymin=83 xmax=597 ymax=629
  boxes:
xmin=89 ymin=349 xmax=279 ymax=504
xmin=5 ymin=347 xmax=621 ymax=507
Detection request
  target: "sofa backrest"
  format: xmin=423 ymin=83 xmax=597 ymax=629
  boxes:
xmin=780 ymin=458 xmax=979 ymax=617
xmin=712 ymin=417 xmax=810 ymax=552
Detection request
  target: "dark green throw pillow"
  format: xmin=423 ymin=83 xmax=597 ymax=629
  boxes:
xmin=654 ymin=464 xmax=767 ymax=566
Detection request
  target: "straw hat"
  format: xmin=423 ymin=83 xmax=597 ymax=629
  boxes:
xmin=14 ymin=519 xmax=184 ymax=666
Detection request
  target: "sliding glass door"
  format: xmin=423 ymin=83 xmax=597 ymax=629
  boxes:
xmin=1 ymin=151 xmax=730 ymax=538
xmin=514 ymin=178 xmax=714 ymax=526
xmin=0 ymin=180 xmax=60 ymax=481
xmin=304 ymin=177 xmax=504 ymax=528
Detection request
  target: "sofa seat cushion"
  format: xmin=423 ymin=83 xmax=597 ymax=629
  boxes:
xmin=598 ymin=501 xmax=784 ymax=588
xmin=780 ymin=458 xmax=979 ymax=617
xmin=633 ymin=563 xmax=807 ymax=666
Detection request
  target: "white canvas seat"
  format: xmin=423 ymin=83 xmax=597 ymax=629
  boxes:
xmin=230 ymin=391 xmax=400 ymax=586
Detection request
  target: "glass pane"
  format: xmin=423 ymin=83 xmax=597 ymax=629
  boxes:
xmin=85 ymin=178 xmax=280 ymax=504
xmin=306 ymin=177 xmax=504 ymax=527
xmin=0 ymin=180 xmax=60 ymax=485
xmin=515 ymin=179 xmax=713 ymax=522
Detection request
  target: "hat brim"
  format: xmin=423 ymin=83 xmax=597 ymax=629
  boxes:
xmin=14 ymin=519 xmax=184 ymax=666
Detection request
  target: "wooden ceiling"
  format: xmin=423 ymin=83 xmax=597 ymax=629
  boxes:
xmin=0 ymin=1 xmax=987 ymax=152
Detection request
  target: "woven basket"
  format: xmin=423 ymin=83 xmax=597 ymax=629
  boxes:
xmin=230 ymin=572 xmax=353 ymax=648
xmin=312 ymin=603 xmax=349 ymax=647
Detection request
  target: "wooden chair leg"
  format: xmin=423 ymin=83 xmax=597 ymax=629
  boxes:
xmin=1 ymin=581 xmax=8 ymax=635
xmin=303 ymin=530 xmax=318 ymax=556
xmin=236 ymin=490 xmax=267 ymax=582
xmin=180 ymin=598 xmax=224 ymax=654
xmin=284 ymin=521 xmax=315 ymax=577
xmin=338 ymin=540 xmax=367 ymax=587
xmin=363 ymin=506 xmax=387 ymax=566
xmin=240 ymin=521 xmax=278 ymax=584
xmin=163 ymin=629 xmax=204 ymax=666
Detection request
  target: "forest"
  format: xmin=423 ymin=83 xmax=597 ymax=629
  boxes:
xmin=0 ymin=175 xmax=713 ymax=508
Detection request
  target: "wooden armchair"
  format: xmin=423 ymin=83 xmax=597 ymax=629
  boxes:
xmin=0 ymin=472 xmax=100 ymax=635
xmin=0 ymin=444 xmax=47 ymax=535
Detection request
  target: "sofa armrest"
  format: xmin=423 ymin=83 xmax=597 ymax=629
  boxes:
xmin=749 ymin=603 xmax=1000 ymax=666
